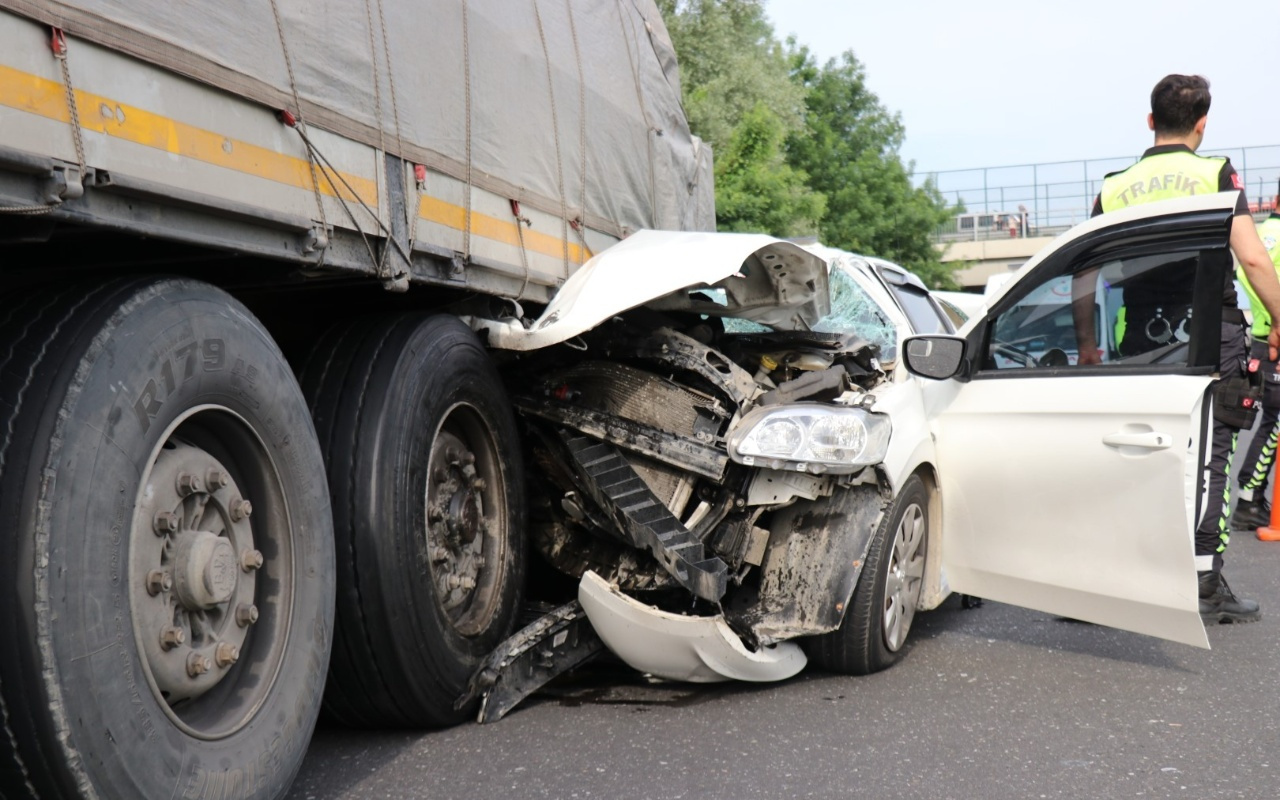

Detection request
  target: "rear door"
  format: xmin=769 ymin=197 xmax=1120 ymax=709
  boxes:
xmin=927 ymin=193 xmax=1240 ymax=648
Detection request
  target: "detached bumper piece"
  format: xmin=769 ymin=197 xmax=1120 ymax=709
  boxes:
xmin=562 ymin=433 xmax=728 ymax=602
xmin=578 ymin=571 xmax=806 ymax=683
xmin=458 ymin=600 xmax=605 ymax=723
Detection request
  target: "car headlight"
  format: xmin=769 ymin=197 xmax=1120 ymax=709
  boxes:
xmin=727 ymin=404 xmax=891 ymax=474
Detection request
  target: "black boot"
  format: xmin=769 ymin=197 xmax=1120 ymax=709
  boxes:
xmin=1199 ymin=571 xmax=1261 ymax=624
xmin=1233 ymin=497 xmax=1271 ymax=530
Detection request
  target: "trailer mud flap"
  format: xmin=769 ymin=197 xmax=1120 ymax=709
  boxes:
xmin=729 ymin=483 xmax=886 ymax=645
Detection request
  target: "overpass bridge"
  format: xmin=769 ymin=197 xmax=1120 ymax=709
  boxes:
xmin=926 ymin=145 xmax=1280 ymax=290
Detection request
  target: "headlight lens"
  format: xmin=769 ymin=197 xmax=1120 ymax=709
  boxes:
xmin=728 ymin=404 xmax=890 ymax=473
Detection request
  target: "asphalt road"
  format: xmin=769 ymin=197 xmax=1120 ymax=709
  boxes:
xmin=287 ymin=527 xmax=1280 ymax=800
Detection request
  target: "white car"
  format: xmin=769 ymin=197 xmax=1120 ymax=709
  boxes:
xmin=462 ymin=194 xmax=1230 ymax=718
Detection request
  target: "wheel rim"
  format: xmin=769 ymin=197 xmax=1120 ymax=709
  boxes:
xmin=883 ymin=501 xmax=926 ymax=652
xmin=425 ymin=403 xmax=508 ymax=637
xmin=129 ymin=406 xmax=295 ymax=740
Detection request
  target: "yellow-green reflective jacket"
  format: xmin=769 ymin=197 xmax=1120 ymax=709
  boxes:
xmin=1099 ymin=150 xmax=1226 ymax=212
xmin=1239 ymin=215 xmax=1280 ymax=338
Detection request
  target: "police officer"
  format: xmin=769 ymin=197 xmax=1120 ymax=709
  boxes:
xmin=1233 ymin=184 xmax=1280 ymax=539
xmin=1079 ymin=75 xmax=1280 ymax=623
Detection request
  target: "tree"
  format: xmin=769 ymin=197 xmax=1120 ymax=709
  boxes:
xmin=714 ymin=102 xmax=826 ymax=236
xmin=658 ymin=0 xmax=823 ymax=236
xmin=786 ymin=48 xmax=957 ymax=288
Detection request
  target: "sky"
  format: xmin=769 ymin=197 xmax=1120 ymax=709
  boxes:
xmin=764 ymin=1 xmax=1280 ymax=178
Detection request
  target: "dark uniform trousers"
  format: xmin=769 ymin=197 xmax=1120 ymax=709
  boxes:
xmin=1198 ymin=320 xmax=1250 ymax=568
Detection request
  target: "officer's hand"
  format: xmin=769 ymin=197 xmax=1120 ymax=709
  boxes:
xmin=1077 ymin=349 xmax=1102 ymax=366
xmin=1269 ymin=326 xmax=1280 ymax=362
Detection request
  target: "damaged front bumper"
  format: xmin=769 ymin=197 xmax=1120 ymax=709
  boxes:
xmin=577 ymin=571 xmax=807 ymax=683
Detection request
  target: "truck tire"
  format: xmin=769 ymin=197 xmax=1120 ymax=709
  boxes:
xmin=301 ymin=314 xmax=526 ymax=727
xmin=0 ymin=278 xmax=334 ymax=800
xmin=806 ymin=474 xmax=928 ymax=675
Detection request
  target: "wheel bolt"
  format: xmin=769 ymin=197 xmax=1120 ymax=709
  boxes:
xmin=240 ymin=549 xmax=264 ymax=571
xmin=206 ymin=469 xmax=230 ymax=491
xmin=186 ymin=652 xmax=212 ymax=677
xmin=430 ymin=546 xmax=450 ymax=563
xmin=235 ymin=603 xmax=259 ymax=627
xmin=215 ymin=642 xmax=240 ymax=668
xmin=177 ymin=472 xmax=203 ymax=497
xmin=160 ymin=626 xmax=186 ymax=650
xmin=230 ymin=498 xmax=252 ymax=522
xmin=445 ymin=574 xmax=476 ymax=592
xmin=471 ymin=477 xmax=486 ymax=491
xmin=433 ymin=468 xmax=449 ymax=484
xmin=146 ymin=569 xmax=172 ymax=596
xmin=153 ymin=511 xmax=180 ymax=535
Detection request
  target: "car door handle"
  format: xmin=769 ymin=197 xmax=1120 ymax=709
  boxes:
xmin=1102 ymin=431 xmax=1171 ymax=450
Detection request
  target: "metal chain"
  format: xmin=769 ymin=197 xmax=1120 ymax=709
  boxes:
xmin=461 ymin=0 xmax=473 ymax=260
xmin=511 ymin=201 xmax=532 ymax=301
xmin=375 ymin=0 xmax=415 ymax=250
xmin=565 ymin=0 xmax=588 ymax=264
xmin=267 ymin=0 xmax=329 ymax=241
xmin=362 ymin=0 xmax=393 ymax=280
xmin=531 ymin=0 xmax=570 ymax=273
xmin=0 ymin=29 xmax=86 ymax=216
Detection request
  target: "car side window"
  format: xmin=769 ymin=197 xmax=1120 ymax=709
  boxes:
xmin=984 ymin=249 xmax=1207 ymax=370
xmin=891 ymin=284 xmax=952 ymax=335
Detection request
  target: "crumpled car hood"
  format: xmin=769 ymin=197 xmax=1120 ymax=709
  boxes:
xmin=472 ymin=229 xmax=830 ymax=351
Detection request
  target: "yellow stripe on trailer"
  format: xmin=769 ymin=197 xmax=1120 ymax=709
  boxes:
xmin=0 ymin=63 xmax=375 ymax=205
xmin=1 ymin=62 xmax=588 ymax=266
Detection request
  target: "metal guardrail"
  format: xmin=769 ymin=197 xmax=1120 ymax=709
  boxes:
xmin=923 ymin=144 xmax=1280 ymax=243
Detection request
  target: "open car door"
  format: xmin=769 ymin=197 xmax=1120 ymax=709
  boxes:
xmin=920 ymin=193 xmax=1242 ymax=649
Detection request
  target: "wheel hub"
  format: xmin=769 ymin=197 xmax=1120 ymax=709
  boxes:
xmin=173 ymin=532 xmax=238 ymax=609
xmin=131 ymin=442 xmax=259 ymax=705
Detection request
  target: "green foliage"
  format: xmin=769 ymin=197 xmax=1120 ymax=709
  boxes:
xmin=715 ymin=103 xmax=826 ymax=237
xmin=656 ymin=3 xmax=960 ymax=289
xmin=657 ymin=0 xmax=823 ymax=237
xmin=657 ymin=0 xmax=804 ymax=149
xmin=786 ymin=49 xmax=956 ymax=289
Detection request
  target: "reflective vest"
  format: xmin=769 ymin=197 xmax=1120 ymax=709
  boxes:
xmin=1239 ymin=215 xmax=1280 ymax=338
xmin=1099 ymin=150 xmax=1226 ymax=212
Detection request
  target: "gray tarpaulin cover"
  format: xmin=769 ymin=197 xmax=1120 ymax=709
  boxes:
xmin=3 ymin=0 xmax=715 ymax=236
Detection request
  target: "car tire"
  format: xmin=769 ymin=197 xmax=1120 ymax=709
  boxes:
xmin=807 ymin=474 xmax=928 ymax=675
xmin=0 ymin=278 xmax=334 ymax=800
xmin=301 ymin=314 xmax=526 ymax=727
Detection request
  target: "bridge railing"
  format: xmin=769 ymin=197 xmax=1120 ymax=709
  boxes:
xmin=924 ymin=144 xmax=1280 ymax=243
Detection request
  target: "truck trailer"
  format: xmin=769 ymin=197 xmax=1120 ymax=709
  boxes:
xmin=0 ymin=2 xmax=712 ymax=797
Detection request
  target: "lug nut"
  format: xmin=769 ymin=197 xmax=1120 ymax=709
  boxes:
xmin=430 ymin=546 xmax=450 ymax=563
xmin=160 ymin=626 xmax=186 ymax=650
xmin=471 ymin=477 xmax=486 ymax=491
xmin=230 ymin=498 xmax=252 ymax=522
xmin=235 ymin=603 xmax=259 ymax=627
xmin=240 ymin=549 xmax=264 ymax=571
xmin=206 ymin=469 xmax=230 ymax=491
xmin=146 ymin=569 xmax=172 ymax=596
xmin=186 ymin=652 xmax=212 ymax=677
xmin=445 ymin=574 xmax=477 ymax=592
xmin=215 ymin=642 xmax=240 ymax=668
xmin=177 ymin=472 xmax=203 ymax=497
xmin=153 ymin=511 xmax=180 ymax=535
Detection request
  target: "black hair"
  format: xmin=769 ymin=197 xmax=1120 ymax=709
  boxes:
xmin=1150 ymin=74 xmax=1211 ymax=136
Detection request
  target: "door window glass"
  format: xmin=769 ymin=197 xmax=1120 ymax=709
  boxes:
xmin=985 ymin=250 xmax=1206 ymax=370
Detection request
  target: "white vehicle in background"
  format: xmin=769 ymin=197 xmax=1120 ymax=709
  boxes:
xmin=932 ymin=290 xmax=987 ymax=326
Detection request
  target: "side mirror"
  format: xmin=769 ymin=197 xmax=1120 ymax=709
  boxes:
xmin=903 ymin=335 xmax=966 ymax=381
